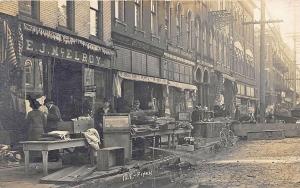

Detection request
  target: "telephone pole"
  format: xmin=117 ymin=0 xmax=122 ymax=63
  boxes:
xmin=243 ymin=0 xmax=282 ymax=123
xmin=259 ymin=0 xmax=266 ymax=123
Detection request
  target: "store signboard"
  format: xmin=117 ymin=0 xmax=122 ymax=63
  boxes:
xmin=118 ymin=71 xmax=168 ymax=85
xmin=22 ymin=23 xmax=112 ymax=68
xmin=103 ymin=115 xmax=130 ymax=129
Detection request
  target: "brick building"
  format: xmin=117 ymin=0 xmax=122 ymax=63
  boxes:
xmin=255 ymin=26 xmax=296 ymax=109
xmin=0 ymin=0 xmax=260 ymax=144
xmin=0 ymin=0 xmax=114 ymax=143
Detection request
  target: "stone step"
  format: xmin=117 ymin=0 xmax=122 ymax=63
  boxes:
xmin=247 ymin=130 xmax=285 ymax=140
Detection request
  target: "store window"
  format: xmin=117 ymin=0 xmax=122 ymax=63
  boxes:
xmin=95 ymin=69 xmax=106 ymax=101
xmin=134 ymin=0 xmax=142 ymax=29
xmin=25 ymin=61 xmax=34 ymax=88
xmin=58 ymin=0 xmax=74 ymax=30
xmin=115 ymin=0 xmax=125 ymax=22
xmin=24 ymin=58 xmax=43 ymax=90
xmin=19 ymin=1 xmax=39 ymax=19
xmin=90 ymin=0 xmax=102 ymax=37
xmin=84 ymin=68 xmax=94 ymax=86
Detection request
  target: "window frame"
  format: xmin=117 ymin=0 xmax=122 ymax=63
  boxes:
xmin=19 ymin=1 xmax=40 ymax=20
xmin=150 ymin=0 xmax=158 ymax=35
xmin=90 ymin=0 xmax=103 ymax=38
xmin=58 ymin=0 xmax=75 ymax=31
xmin=176 ymin=3 xmax=182 ymax=44
xmin=187 ymin=10 xmax=192 ymax=50
xmin=115 ymin=0 xmax=125 ymax=22
xmin=134 ymin=0 xmax=143 ymax=29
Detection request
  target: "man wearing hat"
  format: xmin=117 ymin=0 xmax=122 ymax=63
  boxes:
xmin=45 ymin=99 xmax=62 ymax=132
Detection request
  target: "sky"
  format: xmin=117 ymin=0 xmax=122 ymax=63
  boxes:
xmin=259 ymin=0 xmax=300 ymax=61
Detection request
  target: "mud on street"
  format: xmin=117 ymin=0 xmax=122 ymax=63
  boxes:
xmin=176 ymin=138 xmax=300 ymax=188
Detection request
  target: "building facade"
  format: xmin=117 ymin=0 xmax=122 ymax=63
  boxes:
xmin=0 ymin=0 xmax=114 ymax=143
xmin=0 ymin=0 xmax=267 ymax=144
xmin=255 ymin=26 xmax=296 ymax=110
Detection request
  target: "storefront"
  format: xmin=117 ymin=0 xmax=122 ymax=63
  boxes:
xmin=112 ymin=45 xmax=165 ymax=115
xmin=161 ymin=53 xmax=197 ymax=118
xmin=20 ymin=22 xmax=114 ymax=120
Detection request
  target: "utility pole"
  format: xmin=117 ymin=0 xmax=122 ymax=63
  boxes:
xmin=259 ymin=0 xmax=266 ymax=123
xmin=243 ymin=0 xmax=282 ymax=123
xmin=293 ymin=2 xmax=297 ymax=106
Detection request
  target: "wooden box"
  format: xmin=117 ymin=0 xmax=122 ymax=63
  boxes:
xmin=57 ymin=118 xmax=93 ymax=134
xmin=96 ymin=147 xmax=125 ymax=171
xmin=103 ymin=114 xmax=131 ymax=160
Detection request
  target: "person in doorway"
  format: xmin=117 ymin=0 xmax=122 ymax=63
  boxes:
xmin=45 ymin=99 xmax=62 ymax=132
xmin=191 ymin=105 xmax=201 ymax=123
xmin=26 ymin=100 xmax=46 ymax=141
xmin=131 ymin=100 xmax=141 ymax=112
xmin=94 ymin=99 xmax=112 ymax=143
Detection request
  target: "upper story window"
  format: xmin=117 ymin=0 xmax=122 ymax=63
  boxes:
xmin=187 ymin=10 xmax=192 ymax=50
xmin=195 ymin=20 xmax=200 ymax=52
xmin=164 ymin=0 xmax=171 ymax=39
xmin=218 ymin=0 xmax=225 ymax=10
xmin=90 ymin=0 xmax=102 ymax=37
xmin=58 ymin=0 xmax=74 ymax=30
xmin=134 ymin=0 xmax=143 ymax=29
xmin=115 ymin=0 xmax=125 ymax=22
xmin=176 ymin=3 xmax=182 ymax=44
xmin=151 ymin=0 xmax=158 ymax=34
xmin=19 ymin=1 xmax=39 ymax=19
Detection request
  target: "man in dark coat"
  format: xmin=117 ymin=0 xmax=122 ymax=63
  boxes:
xmin=45 ymin=99 xmax=62 ymax=132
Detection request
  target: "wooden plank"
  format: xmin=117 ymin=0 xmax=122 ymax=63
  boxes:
xmin=40 ymin=166 xmax=78 ymax=183
xmin=59 ymin=165 xmax=96 ymax=183
xmin=40 ymin=165 xmax=96 ymax=184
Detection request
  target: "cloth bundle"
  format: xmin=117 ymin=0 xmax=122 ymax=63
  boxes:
xmin=83 ymin=128 xmax=101 ymax=150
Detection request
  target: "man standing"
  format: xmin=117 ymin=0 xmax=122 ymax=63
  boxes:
xmin=45 ymin=99 xmax=62 ymax=132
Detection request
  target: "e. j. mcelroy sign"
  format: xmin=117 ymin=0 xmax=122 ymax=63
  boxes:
xmin=23 ymin=38 xmax=111 ymax=68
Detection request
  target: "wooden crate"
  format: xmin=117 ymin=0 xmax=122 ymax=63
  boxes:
xmin=96 ymin=147 xmax=125 ymax=171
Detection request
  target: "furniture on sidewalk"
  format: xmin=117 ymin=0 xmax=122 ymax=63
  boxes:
xmin=20 ymin=138 xmax=87 ymax=176
xmin=96 ymin=147 xmax=125 ymax=171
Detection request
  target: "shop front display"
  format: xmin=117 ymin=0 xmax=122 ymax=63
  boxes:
xmin=20 ymin=22 xmax=114 ymax=121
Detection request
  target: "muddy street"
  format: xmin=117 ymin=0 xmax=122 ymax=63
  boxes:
xmin=178 ymin=138 xmax=300 ymax=188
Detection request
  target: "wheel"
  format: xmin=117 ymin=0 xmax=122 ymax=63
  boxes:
xmin=227 ymin=130 xmax=235 ymax=146
xmin=219 ymin=131 xmax=227 ymax=147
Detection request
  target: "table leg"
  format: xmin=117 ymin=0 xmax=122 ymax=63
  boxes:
xmin=168 ymin=134 xmax=171 ymax=149
xmin=24 ymin=150 xmax=29 ymax=174
xmin=172 ymin=134 xmax=175 ymax=149
xmin=42 ymin=151 xmax=48 ymax=176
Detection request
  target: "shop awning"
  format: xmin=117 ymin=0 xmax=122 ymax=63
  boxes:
xmin=117 ymin=71 xmax=197 ymax=91
xmin=118 ymin=71 xmax=168 ymax=85
xmin=168 ymin=81 xmax=198 ymax=91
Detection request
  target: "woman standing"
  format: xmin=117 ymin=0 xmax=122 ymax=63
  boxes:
xmin=27 ymin=100 xmax=46 ymax=141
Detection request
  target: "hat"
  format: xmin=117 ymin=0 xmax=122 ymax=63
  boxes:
xmin=30 ymin=100 xmax=41 ymax=110
xmin=44 ymin=98 xmax=54 ymax=104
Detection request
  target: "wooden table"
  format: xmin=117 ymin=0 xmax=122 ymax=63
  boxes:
xmin=20 ymin=138 xmax=87 ymax=176
xmin=132 ymin=128 xmax=191 ymax=153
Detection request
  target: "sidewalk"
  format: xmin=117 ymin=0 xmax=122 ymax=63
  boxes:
xmin=0 ymin=137 xmax=226 ymax=188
